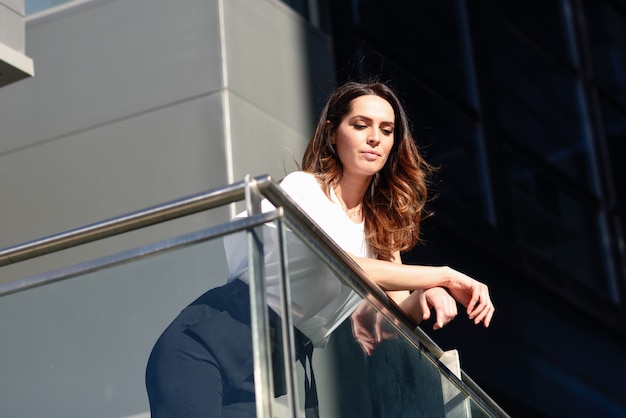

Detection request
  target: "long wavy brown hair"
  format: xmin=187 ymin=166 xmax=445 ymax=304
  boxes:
xmin=302 ymin=81 xmax=432 ymax=261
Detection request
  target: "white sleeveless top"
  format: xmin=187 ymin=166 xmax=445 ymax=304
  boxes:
xmin=223 ymin=171 xmax=374 ymax=347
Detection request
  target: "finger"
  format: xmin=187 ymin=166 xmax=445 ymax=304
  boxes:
xmin=432 ymin=303 xmax=447 ymax=329
xmin=473 ymin=305 xmax=491 ymax=326
xmin=354 ymin=328 xmax=375 ymax=341
xmin=357 ymin=340 xmax=375 ymax=356
xmin=472 ymin=306 xmax=488 ymax=325
xmin=380 ymin=329 xmax=398 ymax=341
xmin=471 ymin=300 xmax=494 ymax=326
xmin=451 ymin=301 xmax=459 ymax=318
xmin=434 ymin=303 xmax=456 ymax=330
xmin=466 ymin=289 xmax=483 ymax=317
xmin=360 ymin=339 xmax=376 ymax=352
xmin=371 ymin=313 xmax=381 ymax=343
xmin=469 ymin=298 xmax=489 ymax=323
xmin=433 ymin=306 xmax=445 ymax=329
xmin=480 ymin=305 xmax=495 ymax=328
xmin=420 ymin=296 xmax=431 ymax=321
xmin=443 ymin=305 xmax=458 ymax=327
xmin=352 ymin=321 xmax=374 ymax=340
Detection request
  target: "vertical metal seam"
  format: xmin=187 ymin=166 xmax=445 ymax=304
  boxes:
xmin=217 ymin=0 xmax=236 ymax=218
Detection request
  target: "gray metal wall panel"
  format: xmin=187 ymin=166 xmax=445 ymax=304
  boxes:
xmin=0 ymin=0 xmax=337 ymax=415
xmin=0 ymin=0 xmax=223 ymax=154
xmin=229 ymin=91 xmax=305 ymax=182
xmin=0 ymin=92 xmax=230 ymax=282
xmin=0 ymin=0 xmax=24 ymax=14
xmin=223 ymin=0 xmax=335 ymax=180
xmin=0 ymin=3 xmax=25 ymax=51
xmin=0 ymin=0 xmax=335 ymax=252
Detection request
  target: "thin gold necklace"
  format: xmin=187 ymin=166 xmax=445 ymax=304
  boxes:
xmin=342 ymin=202 xmax=362 ymax=218
xmin=334 ymin=187 xmax=362 ymax=219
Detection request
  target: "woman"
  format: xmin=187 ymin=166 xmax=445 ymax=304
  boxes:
xmin=145 ymin=81 xmax=495 ymax=417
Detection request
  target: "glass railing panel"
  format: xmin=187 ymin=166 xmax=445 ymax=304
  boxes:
xmin=0 ymin=176 xmax=506 ymax=418
xmin=318 ymin=301 xmax=498 ymax=418
xmin=0 ymin=235 xmax=236 ymax=418
xmin=276 ymin=222 xmax=502 ymax=418
xmin=0 ymin=216 xmax=309 ymax=418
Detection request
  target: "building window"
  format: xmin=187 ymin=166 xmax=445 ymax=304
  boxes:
xmin=584 ymin=0 xmax=626 ymax=209
xmin=474 ymin=0 xmax=615 ymax=295
xmin=26 ymin=0 xmax=72 ymax=15
xmin=506 ymin=149 xmax=611 ymax=291
xmin=344 ymin=0 xmax=493 ymax=221
xmin=479 ymin=1 xmax=596 ymax=191
xmin=329 ymin=0 xmax=623 ymax=300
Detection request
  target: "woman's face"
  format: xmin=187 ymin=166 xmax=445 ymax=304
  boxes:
xmin=331 ymin=95 xmax=395 ymax=181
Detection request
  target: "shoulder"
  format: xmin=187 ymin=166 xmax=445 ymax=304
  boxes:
xmin=279 ymin=171 xmax=321 ymax=195
xmin=280 ymin=171 xmax=318 ymax=187
xmin=278 ymin=171 xmax=330 ymax=209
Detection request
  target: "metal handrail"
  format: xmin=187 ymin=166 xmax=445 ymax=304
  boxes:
xmin=0 ymin=177 xmax=249 ymax=268
xmin=0 ymin=174 xmax=509 ymax=417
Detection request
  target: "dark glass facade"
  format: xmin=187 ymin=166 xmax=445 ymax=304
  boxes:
xmin=316 ymin=0 xmax=626 ymax=416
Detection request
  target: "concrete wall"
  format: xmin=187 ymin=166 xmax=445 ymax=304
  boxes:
xmin=0 ymin=0 xmax=336 ymax=416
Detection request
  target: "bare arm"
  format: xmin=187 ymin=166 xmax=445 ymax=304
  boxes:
xmin=385 ymin=252 xmax=459 ymax=329
xmin=352 ymin=254 xmax=495 ymax=327
xmin=351 ymin=253 xmax=464 ymax=355
xmin=353 ymin=255 xmax=454 ymax=290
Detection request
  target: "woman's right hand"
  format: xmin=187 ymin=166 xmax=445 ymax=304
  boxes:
xmin=444 ymin=267 xmax=495 ymax=328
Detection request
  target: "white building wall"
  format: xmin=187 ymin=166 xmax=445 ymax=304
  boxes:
xmin=0 ymin=0 xmax=337 ymax=416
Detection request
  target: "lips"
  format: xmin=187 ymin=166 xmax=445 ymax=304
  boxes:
xmin=361 ymin=150 xmax=381 ymax=160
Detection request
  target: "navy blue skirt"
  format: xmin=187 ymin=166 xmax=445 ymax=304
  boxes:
xmin=145 ymin=279 xmax=316 ymax=417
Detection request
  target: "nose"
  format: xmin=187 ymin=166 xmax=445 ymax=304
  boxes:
xmin=367 ymin=129 xmax=380 ymax=145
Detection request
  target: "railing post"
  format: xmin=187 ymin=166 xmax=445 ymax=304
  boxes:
xmin=245 ymin=174 xmax=274 ymax=418
xmin=275 ymin=212 xmax=299 ymax=417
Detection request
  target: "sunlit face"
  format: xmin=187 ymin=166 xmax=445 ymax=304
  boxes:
xmin=330 ymin=95 xmax=395 ymax=181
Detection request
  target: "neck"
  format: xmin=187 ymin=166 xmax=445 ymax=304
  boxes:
xmin=334 ymin=175 xmax=371 ymax=210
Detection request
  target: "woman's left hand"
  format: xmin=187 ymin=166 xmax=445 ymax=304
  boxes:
xmin=419 ymin=287 xmax=458 ymax=330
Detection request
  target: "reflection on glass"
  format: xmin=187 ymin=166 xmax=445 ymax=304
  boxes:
xmin=585 ymin=0 xmax=626 ymax=106
xmin=425 ymin=115 xmax=491 ymax=220
xmin=404 ymin=82 xmax=491 ymax=221
xmin=481 ymin=0 xmax=573 ymax=64
xmin=329 ymin=297 xmax=494 ymax=418
xmin=599 ymin=97 xmax=626 ymax=208
xmin=507 ymin=154 xmax=611 ymax=292
xmin=484 ymin=13 xmax=595 ymax=190
xmin=354 ymin=0 xmax=476 ymax=106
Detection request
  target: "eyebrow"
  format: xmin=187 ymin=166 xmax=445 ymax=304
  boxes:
xmin=349 ymin=115 xmax=394 ymax=125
